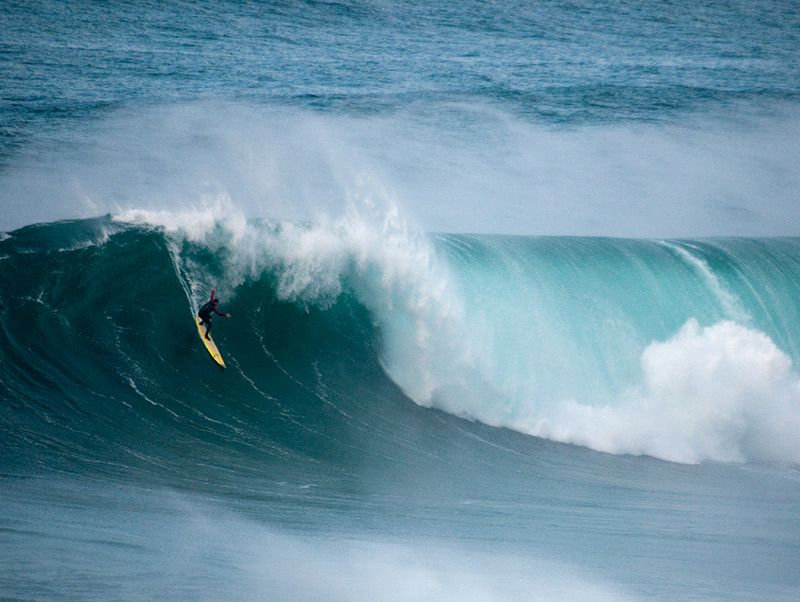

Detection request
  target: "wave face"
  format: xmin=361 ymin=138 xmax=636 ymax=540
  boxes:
xmin=3 ymin=214 xmax=800 ymax=478
xmin=0 ymin=215 xmax=398 ymax=487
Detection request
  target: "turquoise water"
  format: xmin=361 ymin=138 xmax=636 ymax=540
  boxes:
xmin=2 ymin=1 xmax=800 ymax=600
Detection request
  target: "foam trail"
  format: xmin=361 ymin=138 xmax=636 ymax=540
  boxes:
xmin=659 ymin=241 xmax=751 ymax=323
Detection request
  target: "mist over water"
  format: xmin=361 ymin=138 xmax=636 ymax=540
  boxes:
xmin=2 ymin=100 xmax=800 ymax=237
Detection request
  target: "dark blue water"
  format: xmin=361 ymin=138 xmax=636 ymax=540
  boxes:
xmin=2 ymin=1 xmax=800 ymax=601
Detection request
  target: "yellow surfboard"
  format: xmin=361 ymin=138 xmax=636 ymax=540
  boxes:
xmin=195 ymin=316 xmax=226 ymax=369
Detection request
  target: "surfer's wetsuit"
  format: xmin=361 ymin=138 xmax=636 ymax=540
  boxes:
xmin=198 ymin=289 xmax=228 ymax=339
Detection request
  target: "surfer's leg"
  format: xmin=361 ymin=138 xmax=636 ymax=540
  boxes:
xmin=202 ymin=318 xmax=212 ymax=339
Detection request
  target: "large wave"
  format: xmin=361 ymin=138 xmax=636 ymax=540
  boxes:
xmin=3 ymin=195 xmax=800 ymax=467
xmin=115 ymin=191 xmax=800 ymax=465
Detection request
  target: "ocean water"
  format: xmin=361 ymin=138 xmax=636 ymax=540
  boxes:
xmin=2 ymin=1 xmax=800 ymax=601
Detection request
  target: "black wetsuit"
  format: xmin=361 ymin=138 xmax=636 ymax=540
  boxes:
xmin=198 ymin=301 xmax=214 ymax=323
xmin=198 ymin=300 xmax=223 ymax=336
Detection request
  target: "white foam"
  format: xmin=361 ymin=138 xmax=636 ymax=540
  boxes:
xmin=535 ymin=320 xmax=800 ymax=464
xmin=256 ymin=181 xmax=478 ymax=409
xmin=113 ymin=193 xmax=248 ymax=244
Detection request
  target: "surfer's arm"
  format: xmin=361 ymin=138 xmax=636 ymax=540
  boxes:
xmin=209 ymin=288 xmax=229 ymax=317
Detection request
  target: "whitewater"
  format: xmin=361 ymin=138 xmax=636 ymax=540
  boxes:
xmin=2 ymin=1 xmax=800 ymax=601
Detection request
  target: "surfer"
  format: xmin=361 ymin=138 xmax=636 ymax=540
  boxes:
xmin=198 ymin=288 xmax=230 ymax=339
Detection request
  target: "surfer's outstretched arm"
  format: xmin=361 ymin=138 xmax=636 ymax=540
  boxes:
xmin=208 ymin=288 xmax=230 ymax=318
